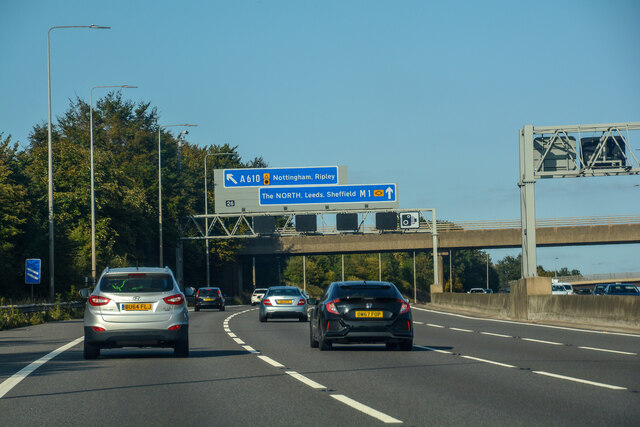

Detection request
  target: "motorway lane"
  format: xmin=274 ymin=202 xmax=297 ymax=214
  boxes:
xmin=0 ymin=307 xmax=376 ymax=426
xmin=1 ymin=304 xmax=639 ymax=426
xmin=411 ymin=307 xmax=640 ymax=390
xmin=225 ymin=306 xmax=640 ymax=426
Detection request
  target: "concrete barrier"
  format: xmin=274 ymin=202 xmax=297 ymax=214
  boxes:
xmin=528 ymin=295 xmax=640 ymax=330
xmin=429 ymin=276 xmax=640 ymax=331
xmin=431 ymin=293 xmax=510 ymax=318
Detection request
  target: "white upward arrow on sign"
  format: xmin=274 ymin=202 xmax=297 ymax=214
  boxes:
xmin=385 ymin=186 xmax=394 ymax=199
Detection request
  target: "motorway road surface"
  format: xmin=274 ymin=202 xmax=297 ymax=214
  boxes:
xmin=1 ymin=305 xmax=639 ymax=426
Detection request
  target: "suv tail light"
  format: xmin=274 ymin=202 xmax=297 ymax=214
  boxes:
xmin=325 ymin=299 xmax=339 ymax=314
xmin=163 ymin=294 xmax=185 ymax=305
xmin=398 ymin=299 xmax=410 ymax=314
xmin=89 ymin=295 xmax=110 ymax=306
xmin=297 ymin=299 xmax=306 ymax=306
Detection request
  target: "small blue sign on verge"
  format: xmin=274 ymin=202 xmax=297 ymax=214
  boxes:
xmin=25 ymin=258 xmax=41 ymax=285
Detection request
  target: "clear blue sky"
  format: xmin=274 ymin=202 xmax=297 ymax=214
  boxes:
xmin=1 ymin=0 xmax=639 ymax=275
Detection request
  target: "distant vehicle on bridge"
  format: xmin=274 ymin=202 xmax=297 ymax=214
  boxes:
xmin=600 ymin=283 xmax=640 ymax=296
xmin=467 ymin=288 xmax=492 ymax=294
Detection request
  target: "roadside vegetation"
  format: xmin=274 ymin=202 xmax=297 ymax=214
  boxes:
xmin=0 ymin=287 xmax=84 ymax=331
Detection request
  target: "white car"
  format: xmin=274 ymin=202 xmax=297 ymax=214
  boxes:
xmin=251 ymin=288 xmax=269 ymax=305
xmin=552 ymin=284 xmax=568 ymax=295
xmin=467 ymin=288 xmax=491 ymax=294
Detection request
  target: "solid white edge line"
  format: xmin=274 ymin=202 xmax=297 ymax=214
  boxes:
xmin=533 ymin=371 xmax=627 ymax=390
xmin=461 ymin=355 xmax=516 ymax=368
xmin=0 ymin=336 xmax=84 ymax=399
xmin=331 ymin=394 xmax=402 ymax=424
xmin=450 ymin=327 xmax=473 ymax=333
xmin=480 ymin=332 xmax=512 ymax=338
xmin=257 ymin=355 xmax=284 ymax=368
xmin=285 ymin=371 xmax=326 ymax=389
xmin=412 ymin=306 xmax=640 ymax=337
xmin=521 ymin=338 xmax=563 ymax=346
xmin=578 ymin=346 xmax=637 ymax=355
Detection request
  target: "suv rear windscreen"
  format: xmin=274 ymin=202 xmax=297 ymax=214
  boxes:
xmin=99 ymin=273 xmax=174 ymax=293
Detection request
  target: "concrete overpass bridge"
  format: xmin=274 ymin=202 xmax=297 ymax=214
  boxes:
xmin=236 ymin=215 xmax=640 ymax=256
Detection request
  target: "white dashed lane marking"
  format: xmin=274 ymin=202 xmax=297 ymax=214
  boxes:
xmin=223 ymin=308 xmax=404 ymax=424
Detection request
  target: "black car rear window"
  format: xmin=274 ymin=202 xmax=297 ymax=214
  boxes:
xmin=199 ymin=289 xmax=220 ymax=297
xmin=99 ymin=273 xmax=174 ymax=293
xmin=267 ymin=288 xmax=301 ymax=297
xmin=334 ymin=284 xmax=400 ymax=299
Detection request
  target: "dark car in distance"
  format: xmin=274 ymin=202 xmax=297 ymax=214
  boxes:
xmin=309 ymin=281 xmax=413 ymax=351
xmin=195 ymin=287 xmax=225 ymax=311
xmin=602 ymin=283 xmax=639 ymax=296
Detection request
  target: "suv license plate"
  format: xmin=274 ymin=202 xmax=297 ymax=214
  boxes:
xmin=122 ymin=303 xmax=152 ymax=311
xmin=355 ymin=311 xmax=383 ymax=318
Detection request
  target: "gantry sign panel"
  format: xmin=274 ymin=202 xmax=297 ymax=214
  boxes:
xmin=530 ymin=122 xmax=640 ymax=179
xmin=519 ymin=121 xmax=640 ymax=278
xmin=214 ymin=166 xmax=399 ymax=213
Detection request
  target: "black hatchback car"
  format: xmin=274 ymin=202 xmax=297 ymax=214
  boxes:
xmin=308 ymin=281 xmax=413 ymax=351
xmin=195 ymin=287 xmax=225 ymax=311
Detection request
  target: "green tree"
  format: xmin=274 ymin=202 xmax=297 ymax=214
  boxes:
xmin=0 ymin=133 xmax=30 ymax=296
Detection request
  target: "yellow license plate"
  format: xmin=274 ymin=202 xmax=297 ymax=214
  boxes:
xmin=277 ymin=299 xmax=293 ymax=304
xmin=122 ymin=303 xmax=152 ymax=311
xmin=204 ymin=298 xmax=213 ymax=301
xmin=355 ymin=311 xmax=383 ymax=318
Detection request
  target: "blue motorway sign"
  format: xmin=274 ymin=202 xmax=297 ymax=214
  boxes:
xmin=25 ymin=258 xmax=41 ymax=285
xmin=259 ymin=184 xmax=397 ymax=206
xmin=223 ymin=166 xmax=339 ymax=188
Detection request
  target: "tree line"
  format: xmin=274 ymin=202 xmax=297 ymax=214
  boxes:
xmin=0 ymin=93 xmax=578 ymax=301
xmin=0 ymin=93 xmax=263 ymax=299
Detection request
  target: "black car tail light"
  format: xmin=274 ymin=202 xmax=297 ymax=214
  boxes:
xmin=398 ymin=299 xmax=410 ymax=314
xmin=325 ymin=299 xmax=339 ymax=314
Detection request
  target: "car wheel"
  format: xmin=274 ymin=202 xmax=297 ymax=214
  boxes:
xmin=299 ymin=315 xmax=308 ymax=322
xmin=259 ymin=312 xmax=267 ymax=322
xmin=83 ymin=340 xmax=100 ymax=359
xmin=195 ymin=306 xmax=200 ymax=312
xmin=174 ymin=337 xmax=189 ymax=358
xmin=385 ymin=342 xmax=398 ymax=350
xmin=319 ymin=330 xmax=332 ymax=351
xmin=399 ymin=340 xmax=413 ymax=351
xmin=220 ymin=306 xmax=225 ymax=311
xmin=309 ymin=322 xmax=319 ymax=348
xmin=251 ymin=302 xmax=256 ymax=306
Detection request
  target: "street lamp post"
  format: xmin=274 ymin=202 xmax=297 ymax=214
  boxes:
xmin=89 ymin=85 xmax=137 ymax=285
xmin=158 ymin=124 xmax=197 ymax=266
xmin=204 ymin=152 xmax=235 ymax=286
xmin=47 ymin=24 xmax=110 ymax=300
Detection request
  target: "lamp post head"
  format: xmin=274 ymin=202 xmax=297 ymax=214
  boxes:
xmin=90 ymin=25 xmax=111 ymax=29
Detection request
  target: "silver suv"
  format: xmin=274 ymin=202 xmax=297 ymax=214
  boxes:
xmin=81 ymin=267 xmax=193 ymax=359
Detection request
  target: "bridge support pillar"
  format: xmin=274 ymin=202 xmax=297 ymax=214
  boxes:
xmin=510 ymin=276 xmax=551 ymax=320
